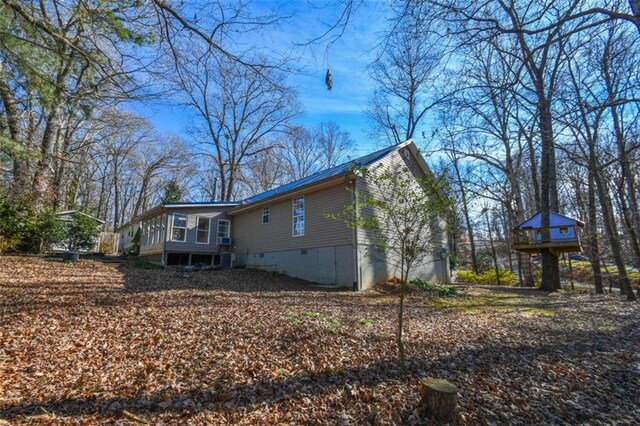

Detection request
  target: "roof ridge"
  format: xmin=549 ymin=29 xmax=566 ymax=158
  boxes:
xmin=237 ymin=140 xmax=412 ymax=207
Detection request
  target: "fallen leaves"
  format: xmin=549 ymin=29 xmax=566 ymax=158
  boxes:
xmin=0 ymin=255 xmax=638 ymax=424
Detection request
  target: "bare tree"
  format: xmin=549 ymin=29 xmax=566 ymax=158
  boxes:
xmin=281 ymin=126 xmax=323 ymax=181
xmin=316 ymin=121 xmax=355 ymax=168
xmin=368 ymin=3 xmax=448 ymax=144
xmin=557 ymin=23 xmax=639 ymax=300
xmin=169 ymin=42 xmax=301 ymax=201
xmin=238 ymin=142 xmax=287 ymax=195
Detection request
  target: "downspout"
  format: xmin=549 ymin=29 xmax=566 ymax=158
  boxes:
xmin=352 ymin=177 xmax=360 ymax=291
xmin=162 ymin=208 xmax=167 ymax=267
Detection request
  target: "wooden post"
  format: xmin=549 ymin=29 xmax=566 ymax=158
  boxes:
xmin=420 ymin=378 xmax=459 ymax=422
xmin=568 ymin=254 xmax=574 ymax=290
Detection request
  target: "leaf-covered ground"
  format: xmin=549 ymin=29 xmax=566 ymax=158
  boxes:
xmin=1 ymin=256 xmax=639 ymax=425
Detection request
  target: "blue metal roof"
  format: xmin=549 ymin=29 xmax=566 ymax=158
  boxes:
xmin=515 ymin=211 xmax=584 ymax=229
xmin=162 ymin=201 xmax=239 ymax=206
xmin=240 ymin=142 xmax=405 ymax=206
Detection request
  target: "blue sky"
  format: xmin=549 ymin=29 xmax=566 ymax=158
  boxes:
xmin=130 ymin=1 xmax=390 ymax=157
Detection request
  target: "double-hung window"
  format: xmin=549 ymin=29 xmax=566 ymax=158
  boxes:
xmin=217 ymin=219 xmax=230 ymax=243
xmin=262 ymin=207 xmax=270 ymax=224
xmin=196 ymin=217 xmax=211 ymax=244
xmin=171 ymin=213 xmax=187 ymax=242
xmin=292 ymin=196 xmax=305 ymax=237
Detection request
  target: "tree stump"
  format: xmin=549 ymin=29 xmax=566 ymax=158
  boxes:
xmin=420 ymin=378 xmax=459 ymax=423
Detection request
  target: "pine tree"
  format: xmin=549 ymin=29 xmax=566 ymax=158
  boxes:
xmin=161 ymin=180 xmax=184 ymax=203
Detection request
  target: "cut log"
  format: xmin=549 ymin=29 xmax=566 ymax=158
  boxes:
xmin=420 ymin=378 xmax=459 ymax=423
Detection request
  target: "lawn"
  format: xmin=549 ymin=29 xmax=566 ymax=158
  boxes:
xmin=1 ymin=256 xmax=639 ymax=425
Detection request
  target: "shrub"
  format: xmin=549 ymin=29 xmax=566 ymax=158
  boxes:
xmin=0 ymin=194 xmax=67 ymax=253
xmin=410 ymin=278 xmax=457 ymax=297
xmin=128 ymin=228 xmax=141 ymax=256
xmin=65 ymin=212 xmax=100 ymax=251
xmin=455 ymin=268 xmax=517 ymax=286
xmin=455 ymin=270 xmax=477 ymax=284
xmin=448 ymin=253 xmax=463 ymax=270
xmin=133 ymin=260 xmax=163 ymax=269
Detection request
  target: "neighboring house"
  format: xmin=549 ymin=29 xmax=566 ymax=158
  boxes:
xmin=52 ymin=210 xmax=106 ymax=253
xmin=116 ymin=221 xmax=139 ymax=253
xmin=118 ymin=140 xmax=450 ymax=289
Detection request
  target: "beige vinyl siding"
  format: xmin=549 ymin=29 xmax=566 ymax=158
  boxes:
xmin=355 ymin=147 xmax=435 ymax=245
xmin=232 ymin=182 xmax=354 ymax=253
xmin=354 ymin=146 xmax=449 ymax=287
xmin=164 ymin=207 xmax=232 ymax=253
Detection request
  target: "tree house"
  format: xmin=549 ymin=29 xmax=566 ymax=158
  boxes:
xmin=512 ymin=212 xmax=584 ymax=255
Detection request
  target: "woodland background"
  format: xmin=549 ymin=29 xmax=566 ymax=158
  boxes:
xmin=1 ymin=0 xmax=640 ymax=297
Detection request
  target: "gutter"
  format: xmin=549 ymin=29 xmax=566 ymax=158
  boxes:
xmin=162 ymin=209 xmax=168 ymax=267
xmin=352 ymin=177 xmax=360 ymax=291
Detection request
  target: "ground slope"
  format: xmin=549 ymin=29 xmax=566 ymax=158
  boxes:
xmin=1 ymin=256 xmax=638 ymax=425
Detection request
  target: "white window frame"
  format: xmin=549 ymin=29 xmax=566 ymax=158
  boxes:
xmin=292 ymin=196 xmax=305 ymax=237
xmin=155 ymin=216 xmax=161 ymax=244
xmin=262 ymin=206 xmax=270 ymax=224
xmin=151 ymin=219 xmax=156 ymax=245
xmin=195 ymin=216 xmax=211 ymax=245
xmin=217 ymin=219 xmax=231 ymax=242
xmin=170 ymin=213 xmax=188 ymax=242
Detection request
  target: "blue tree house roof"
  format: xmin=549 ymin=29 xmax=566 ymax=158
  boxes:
xmin=515 ymin=211 xmax=585 ymax=230
xmin=512 ymin=211 xmax=584 ymax=254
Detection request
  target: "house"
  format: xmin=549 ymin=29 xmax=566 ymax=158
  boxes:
xmin=122 ymin=202 xmax=239 ymax=265
xmin=512 ymin=211 xmax=584 ymax=254
xmin=118 ymin=140 xmax=451 ymax=290
xmin=116 ymin=221 xmax=138 ymax=253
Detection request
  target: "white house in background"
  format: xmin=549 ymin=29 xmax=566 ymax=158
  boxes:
xmin=117 ymin=140 xmax=451 ymax=290
xmin=52 ymin=210 xmax=106 ymax=253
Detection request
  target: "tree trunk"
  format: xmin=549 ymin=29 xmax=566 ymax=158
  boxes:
xmin=397 ymin=258 xmax=407 ymax=372
xmin=420 ymin=378 xmax=459 ymax=423
xmin=133 ymin=172 xmax=152 ymax=217
xmin=512 ymin=189 xmax=534 ymax=287
xmin=590 ymin=145 xmax=636 ymax=301
xmin=0 ymin=62 xmax=30 ymax=192
xmin=538 ymin=94 xmax=560 ymax=291
xmin=113 ymin=162 xmax=120 ymax=232
xmin=586 ymin=170 xmax=604 ymax=294
xmin=452 ymin=155 xmax=479 ymax=273
xmin=32 ymin=108 xmax=61 ymax=210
